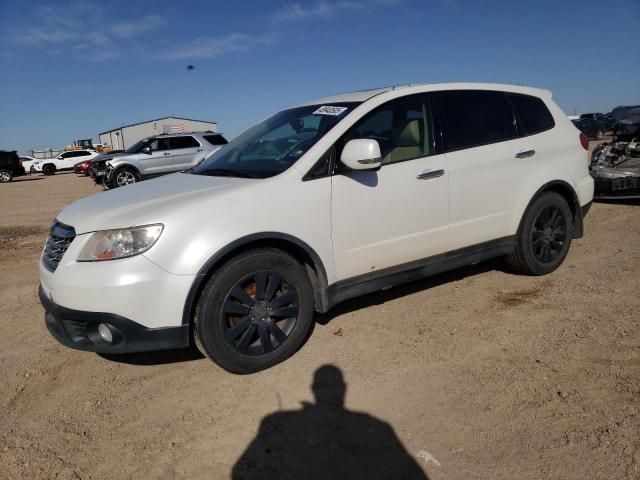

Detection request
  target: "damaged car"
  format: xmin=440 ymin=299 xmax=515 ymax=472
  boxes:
xmin=590 ymin=140 xmax=640 ymax=199
xmin=610 ymin=105 xmax=640 ymax=142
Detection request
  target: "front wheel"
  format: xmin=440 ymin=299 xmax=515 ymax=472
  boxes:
xmin=0 ymin=169 xmax=12 ymax=183
xmin=506 ymin=191 xmax=573 ymax=275
xmin=110 ymin=167 xmax=139 ymax=188
xmin=193 ymin=248 xmax=315 ymax=373
xmin=42 ymin=164 xmax=56 ymax=176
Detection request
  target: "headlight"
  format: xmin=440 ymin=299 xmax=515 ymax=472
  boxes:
xmin=77 ymin=224 xmax=163 ymax=261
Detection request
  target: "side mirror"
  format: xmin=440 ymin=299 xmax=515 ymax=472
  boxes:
xmin=141 ymin=147 xmax=151 ymax=154
xmin=340 ymin=139 xmax=382 ymax=171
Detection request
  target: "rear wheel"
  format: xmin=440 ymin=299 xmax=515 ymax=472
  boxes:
xmin=506 ymin=191 xmax=573 ymax=275
xmin=111 ymin=167 xmax=139 ymax=188
xmin=193 ymin=248 xmax=315 ymax=373
xmin=42 ymin=164 xmax=56 ymax=176
xmin=0 ymin=170 xmax=12 ymax=183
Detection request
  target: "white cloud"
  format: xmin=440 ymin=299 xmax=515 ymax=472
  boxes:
xmin=270 ymin=0 xmax=400 ymax=23
xmin=110 ymin=14 xmax=166 ymax=39
xmin=159 ymin=33 xmax=277 ymax=61
xmin=13 ymin=4 xmax=165 ymax=61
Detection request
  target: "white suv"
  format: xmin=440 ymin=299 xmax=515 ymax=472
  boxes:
xmin=39 ymin=83 xmax=594 ymax=373
xmin=31 ymin=150 xmax=99 ymax=175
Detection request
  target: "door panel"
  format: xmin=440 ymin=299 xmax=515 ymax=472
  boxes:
xmin=141 ymin=138 xmax=173 ymax=174
xmin=445 ymin=139 xmax=541 ymax=250
xmin=331 ymin=155 xmax=449 ymax=281
xmin=330 ymin=93 xmax=449 ymax=282
xmin=170 ymin=136 xmax=203 ymax=170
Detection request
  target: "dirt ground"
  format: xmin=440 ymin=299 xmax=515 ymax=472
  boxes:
xmin=1 ymin=158 xmax=639 ymax=479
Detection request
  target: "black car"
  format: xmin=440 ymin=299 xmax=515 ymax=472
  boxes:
xmin=572 ymin=118 xmax=606 ymax=139
xmin=0 ymin=150 xmax=26 ymax=183
xmin=611 ymin=105 xmax=640 ymax=142
xmin=580 ymin=112 xmax=612 ymax=130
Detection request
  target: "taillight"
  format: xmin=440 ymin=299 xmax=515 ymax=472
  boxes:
xmin=19 ymin=159 xmax=23 ymax=167
xmin=579 ymin=133 xmax=588 ymax=150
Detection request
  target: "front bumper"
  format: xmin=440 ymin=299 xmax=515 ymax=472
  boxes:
xmin=40 ymin=285 xmax=190 ymax=353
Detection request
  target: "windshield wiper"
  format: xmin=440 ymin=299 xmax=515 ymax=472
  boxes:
xmin=199 ymin=168 xmax=254 ymax=179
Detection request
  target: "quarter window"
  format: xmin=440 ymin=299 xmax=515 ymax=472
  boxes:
xmin=508 ymin=93 xmax=555 ymax=135
xmin=437 ymin=90 xmax=517 ymax=151
xmin=203 ymin=134 xmax=228 ymax=146
xmin=342 ymin=95 xmax=433 ymax=165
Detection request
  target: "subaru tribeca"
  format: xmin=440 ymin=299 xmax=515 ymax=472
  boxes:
xmin=39 ymin=83 xmax=594 ymax=373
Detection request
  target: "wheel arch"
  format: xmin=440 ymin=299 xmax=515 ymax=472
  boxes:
xmin=112 ymin=163 xmax=141 ymax=176
xmin=182 ymin=233 xmax=330 ymax=326
xmin=518 ymin=180 xmax=584 ymax=239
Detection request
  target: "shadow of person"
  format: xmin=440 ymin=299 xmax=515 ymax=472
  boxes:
xmin=232 ymin=365 xmax=428 ymax=480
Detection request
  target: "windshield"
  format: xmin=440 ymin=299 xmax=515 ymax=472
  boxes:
xmin=192 ymin=103 xmax=358 ymax=179
xmin=612 ymin=106 xmax=640 ymax=122
xmin=125 ymin=139 xmax=149 ymax=153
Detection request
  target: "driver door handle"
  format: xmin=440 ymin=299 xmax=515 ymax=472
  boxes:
xmin=417 ymin=169 xmax=445 ymax=180
xmin=515 ymin=149 xmax=536 ymax=158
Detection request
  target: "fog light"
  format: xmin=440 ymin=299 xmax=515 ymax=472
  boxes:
xmin=97 ymin=323 xmax=113 ymax=344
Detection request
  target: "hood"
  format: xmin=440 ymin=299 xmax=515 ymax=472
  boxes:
xmin=57 ymin=172 xmax=253 ymax=234
xmin=94 ymin=151 xmax=136 ymax=162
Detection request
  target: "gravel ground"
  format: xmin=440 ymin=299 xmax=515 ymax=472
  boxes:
xmin=0 ymin=161 xmax=638 ymax=479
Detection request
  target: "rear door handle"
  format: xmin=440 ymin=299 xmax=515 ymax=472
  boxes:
xmin=417 ymin=169 xmax=445 ymax=180
xmin=515 ymin=149 xmax=536 ymax=159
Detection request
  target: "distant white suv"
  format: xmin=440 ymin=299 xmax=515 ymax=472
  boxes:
xmin=39 ymin=83 xmax=594 ymax=373
xmin=31 ymin=150 xmax=99 ymax=175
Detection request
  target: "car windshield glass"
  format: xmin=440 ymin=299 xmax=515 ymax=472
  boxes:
xmin=612 ymin=106 xmax=640 ymax=122
xmin=125 ymin=139 xmax=148 ymax=153
xmin=192 ymin=103 xmax=358 ymax=179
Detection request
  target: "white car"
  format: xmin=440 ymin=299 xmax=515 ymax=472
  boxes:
xmin=39 ymin=83 xmax=594 ymax=373
xmin=31 ymin=150 xmax=99 ymax=175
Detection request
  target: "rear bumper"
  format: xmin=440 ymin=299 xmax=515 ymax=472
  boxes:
xmin=39 ymin=285 xmax=190 ymax=354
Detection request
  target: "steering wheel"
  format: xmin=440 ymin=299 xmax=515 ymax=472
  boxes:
xmin=274 ymin=137 xmax=316 ymax=163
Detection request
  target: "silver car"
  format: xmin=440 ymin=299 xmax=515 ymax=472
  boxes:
xmin=98 ymin=132 xmax=227 ymax=188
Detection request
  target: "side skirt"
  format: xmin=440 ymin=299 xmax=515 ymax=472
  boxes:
xmin=322 ymin=236 xmax=516 ymax=312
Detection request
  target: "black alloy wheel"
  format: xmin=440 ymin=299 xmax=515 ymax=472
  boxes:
xmin=506 ymin=191 xmax=573 ymax=275
xmin=531 ymin=206 xmax=567 ymax=263
xmin=193 ymin=248 xmax=315 ymax=373
xmin=223 ymin=271 xmax=299 ymax=356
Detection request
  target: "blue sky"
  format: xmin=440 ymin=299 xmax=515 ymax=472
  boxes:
xmin=0 ymin=0 xmax=639 ymax=154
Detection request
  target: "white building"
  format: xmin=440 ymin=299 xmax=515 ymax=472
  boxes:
xmin=99 ymin=116 xmax=218 ymax=151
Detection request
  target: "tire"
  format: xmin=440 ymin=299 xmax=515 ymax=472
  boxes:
xmin=0 ymin=170 xmax=12 ymax=183
xmin=42 ymin=164 xmax=56 ymax=176
xmin=193 ymin=248 xmax=315 ymax=373
xmin=110 ymin=167 xmax=139 ymax=188
xmin=506 ymin=191 xmax=573 ymax=275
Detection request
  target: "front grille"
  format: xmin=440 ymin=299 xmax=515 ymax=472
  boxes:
xmin=43 ymin=221 xmax=76 ymax=272
xmin=594 ymin=177 xmax=640 ymax=198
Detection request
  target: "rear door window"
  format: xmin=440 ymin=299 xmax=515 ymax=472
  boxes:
xmin=436 ymin=90 xmax=517 ymax=151
xmin=508 ymin=93 xmax=555 ymax=135
xmin=169 ymin=136 xmax=200 ymax=149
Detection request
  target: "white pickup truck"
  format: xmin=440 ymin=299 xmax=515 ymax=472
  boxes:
xmin=31 ymin=150 xmax=99 ymax=175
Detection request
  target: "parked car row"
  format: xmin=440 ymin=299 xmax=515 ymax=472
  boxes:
xmin=571 ymin=106 xmax=640 ymax=140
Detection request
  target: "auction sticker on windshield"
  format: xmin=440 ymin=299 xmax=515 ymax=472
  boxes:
xmin=313 ymin=105 xmax=349 ymax=116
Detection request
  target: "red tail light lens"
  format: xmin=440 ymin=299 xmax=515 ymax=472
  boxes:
xmin=579 ymin=133 xmax=589 ymax=151
xmin=19 ymin=159 xmax=23 ymax=167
